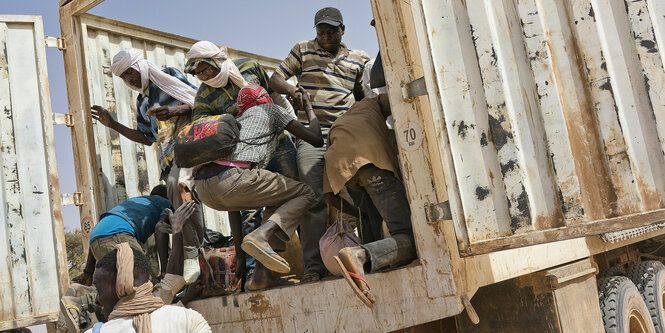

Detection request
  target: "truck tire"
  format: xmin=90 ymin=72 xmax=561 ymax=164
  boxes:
xmin=598 ymin=276 xmax=656 ymax=333
xmin=627 ymin=261 xmax=665 ymax=333
xmin=600 ymin=266 xmax=627 ymax=278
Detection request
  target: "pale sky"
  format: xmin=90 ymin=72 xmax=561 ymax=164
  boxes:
xmin=1 ymin=0 xmax=379 ymax=232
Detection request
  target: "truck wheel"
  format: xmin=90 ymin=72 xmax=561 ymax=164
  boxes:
xmin=598 ymin=276 xmax=656 ymax=333
xmin=627 ymin=261 xmax=665 ymax=333
xmin=600 ymin=266 xmax=627 ymax=278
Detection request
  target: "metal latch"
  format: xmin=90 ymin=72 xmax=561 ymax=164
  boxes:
xmin=61 ymin=191 xmax=84 ymax=207
xmin=53 ymin=113 xmax=74 ymax=127
xmin=402 ymin=77 xmax=427 ymax=100
xmin=425 ymin=201 xmax=452 ymax=224
xmin=45 ymin=36 xmax=66 ymax=50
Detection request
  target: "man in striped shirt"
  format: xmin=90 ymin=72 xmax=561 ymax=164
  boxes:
xmin=269 ymin=7 xmax=370 ymax=282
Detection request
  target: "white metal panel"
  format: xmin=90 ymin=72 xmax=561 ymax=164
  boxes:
xmin=415 ymin=0 xmax=665 ymax=254
xmin=80 ymin=14 xmax=283 ymax=236
xmin=0 ymin=16 xmax=66 ymax=329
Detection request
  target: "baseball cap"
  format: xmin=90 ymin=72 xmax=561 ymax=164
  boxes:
xmin=315 ymin=7 xmax=343 ymax=27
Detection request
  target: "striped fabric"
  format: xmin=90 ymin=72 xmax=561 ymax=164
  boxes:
xmin=192 ymin=58 xmax=270 ymax=119
xmin=274 ymin=39 xmax=369 ymax=125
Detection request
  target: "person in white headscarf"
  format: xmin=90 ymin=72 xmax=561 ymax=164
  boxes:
xmin=90 ymin=48 xmax=203 ymax=285
xmin=184 ymin=41 xmax=304 ymax=291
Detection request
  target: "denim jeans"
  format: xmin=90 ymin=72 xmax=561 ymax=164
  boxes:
xmin=296 ymin=128 xmax=329 ymax=275
xmin=348 ymin=164 xmax=416 ymax=272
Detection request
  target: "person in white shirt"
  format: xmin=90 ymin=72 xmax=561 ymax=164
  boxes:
xmin=86 ymin=201 xmax=210 ymax=333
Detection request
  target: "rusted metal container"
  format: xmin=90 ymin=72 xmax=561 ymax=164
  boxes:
xmin=0 ymin=15 xmax=68 ymax=330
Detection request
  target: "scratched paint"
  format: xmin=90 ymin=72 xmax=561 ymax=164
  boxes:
xmin=0 ymin=16 xmax=65 ymax=329
xmin=415 ymin=0 xmax=665 ymax=250
xmin=80 ymin=15 xmax=284 ymax=235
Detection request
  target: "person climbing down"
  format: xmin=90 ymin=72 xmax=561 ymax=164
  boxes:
xmin=193 ymin=84 xmax=323 ymax=287
xmin=324 ymin=61 xmax=416 ymax=306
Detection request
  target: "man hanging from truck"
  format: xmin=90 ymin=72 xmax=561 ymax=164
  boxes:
xmin=91 ymin=49 xmax=204 ymax=284
xmin=188 ymin=84 xmax=323 ymax=284
xmin=324 ymin=57 xmax=417 ymax=306
xmin=184 ymin=41 xmax=300 ymax=290
xmin=268 ymin=6 xmax=371 ymax=283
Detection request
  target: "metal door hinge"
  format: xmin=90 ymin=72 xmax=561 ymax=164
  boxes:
xmin=61 ymin=191 xmax=84 ymax=206
xmin=45 ymin=36 xmax=66 ymax=50
xmin=425 ymin=201 xmax=452 ymax=224
xmin=53 ymin=113 xmax=74 ymax=127
xmin=402 ymin=77 xmax=427 ymax=100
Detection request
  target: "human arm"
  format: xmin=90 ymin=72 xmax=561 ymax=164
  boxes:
xmin=284 ymin=93 xmax=323 ymax=147
xmin=269 ymin=73 xmax=303 ymax=111
xmin=147 ymin=104 xmax=192 ymax=121
xmin=228 ymin=211 xmax=246 ymax=283
xmin=72 ymin=251 xmax=96 ymax=286
xmin=164 ymin=201 xmax=197 ymax=276
xmin=91 ymin=105 xmax=153 ymax=145
xmin=154 ymin=216 xmax=170 ymax=278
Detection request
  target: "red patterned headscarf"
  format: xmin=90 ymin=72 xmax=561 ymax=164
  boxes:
xmin=236 ymin=84 xmax=273 ymax=116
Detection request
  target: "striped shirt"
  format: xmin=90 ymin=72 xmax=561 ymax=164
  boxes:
xmin=274 ymin=40 xmax=369 ymax=125
xmin=192 ymin=58 xmax=270 ymax=119
xmin=229 ymin=103 xmax=297 ymax=167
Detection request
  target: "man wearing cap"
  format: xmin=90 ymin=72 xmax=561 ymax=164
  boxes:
xmin=269 ymin=7 xmax=370 ymax=283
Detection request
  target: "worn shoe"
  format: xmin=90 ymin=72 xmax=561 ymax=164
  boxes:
xmin=60 ymin=296 xmax=92 ymax=333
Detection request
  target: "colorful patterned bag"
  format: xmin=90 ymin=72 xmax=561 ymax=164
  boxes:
xmin=174 ymin=114 xmax=240 ymax=167
xmin=198 ymin=246 xmax=240 ymax=297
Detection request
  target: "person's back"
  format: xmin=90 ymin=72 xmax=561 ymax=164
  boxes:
xmin=89 ymin=305 xmax=210 ymax=333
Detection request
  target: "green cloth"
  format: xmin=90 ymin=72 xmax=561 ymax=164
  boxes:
xmin=191 ymin=58 xmax=270 ymax=119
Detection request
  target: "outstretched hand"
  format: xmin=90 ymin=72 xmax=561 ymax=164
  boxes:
xmin=289 ymin=87 xmax=305 ymax=111
xmin=147 ymin=106 xmax=177 ymax=121
xmin=167 ymin=201 xmax=197 ymax=234
xmin=91 ymin=105 xmax=114 ymax=127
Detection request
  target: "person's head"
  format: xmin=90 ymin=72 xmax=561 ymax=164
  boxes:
xmin=110 ymin=49 xmax=146 ymax=91
xmin=237 ymin=84 xmax=273 ymax=116
xmin=149 ymin=184 xmax=168 ymax=199
xmin=185 ymin=41 xmax=247 ymax=89
xmin=190 ymin=59 xmax=220 ymax=82
xmin=93 ymin=246 xmax=151 ymax=317
xmin=314 ymin=7 xmax=345 ymax=54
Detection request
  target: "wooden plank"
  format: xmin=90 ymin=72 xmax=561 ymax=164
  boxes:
xmin=189 ymin=265 xmax=462 ymax=332
xmin=59 ymin=8 xmax=102 ymax=247
xmin=370 ymin=0 xmax=457 ymax=299
xmin=466 ymin=208 xmax=665 ymax=255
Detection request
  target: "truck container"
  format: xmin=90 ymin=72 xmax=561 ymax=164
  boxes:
xmin=4 ymin=0 xmax=665 ymax=331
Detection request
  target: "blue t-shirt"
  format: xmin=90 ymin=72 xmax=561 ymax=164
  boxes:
xmin=89 ymin=195 xmax=173 ymax=244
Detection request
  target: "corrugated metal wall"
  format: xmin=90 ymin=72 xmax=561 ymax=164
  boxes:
xmin=79 ymin=14 xmax=283 ymax=235
xmin=416 ymin=0 xmax=665 ymax=252
xmin=0 ymin=16 xmax=66 ymax=329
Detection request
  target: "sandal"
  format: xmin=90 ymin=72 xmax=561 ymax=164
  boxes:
xmin=300 ymin=272 xmax=321 ymax=284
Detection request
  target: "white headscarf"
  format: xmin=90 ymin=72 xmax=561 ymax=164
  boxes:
xmin=110 ymin=49 xmax=197 ymax=107
xmin=185 ymin=41 xmax=248 ymax=89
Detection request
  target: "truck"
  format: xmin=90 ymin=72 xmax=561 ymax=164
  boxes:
xmin=3 ymin=0 xmax=665 ymax=331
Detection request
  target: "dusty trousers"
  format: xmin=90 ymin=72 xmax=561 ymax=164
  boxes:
xmin=166 ymin=165 xmax=205 ymax=260
xmin=195 ymin=167 xmax=317 ymax=245
xmin=347 ymin=164 xmax=416 ymax=272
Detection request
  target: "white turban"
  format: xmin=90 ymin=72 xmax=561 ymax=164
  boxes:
xmin=110 ymin=49 xmax=197 ymax=107
xmin=185 ymin=41 xmax=248 ymax=89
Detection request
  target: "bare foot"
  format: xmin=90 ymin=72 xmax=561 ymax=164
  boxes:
xmin=338 ymin=247 xmax=375 ymax=303
xmin=246 ymin=262 xmax=281 ymax=290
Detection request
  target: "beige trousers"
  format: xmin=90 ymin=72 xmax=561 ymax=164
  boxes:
xmin=195 ymin=167 xmax=316 ymax=241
